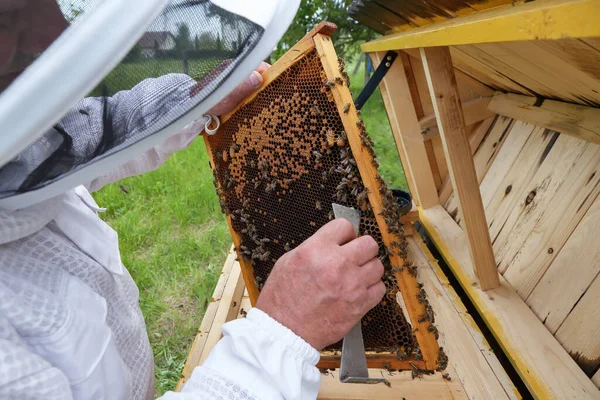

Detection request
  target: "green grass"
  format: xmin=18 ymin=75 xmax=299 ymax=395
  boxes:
xmin=93 ymin=59 xmax=406 ymax=396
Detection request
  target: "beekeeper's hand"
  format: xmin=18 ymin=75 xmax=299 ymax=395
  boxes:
xmin=256 ymin=219 xmax=386 ymax=350
xmin=191 ymin=61 xmax=269 ymax=116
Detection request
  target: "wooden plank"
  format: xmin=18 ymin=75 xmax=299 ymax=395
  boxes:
xmin=420 ymin=97 xmax=496 ymax=141
xmin=555 ymin=273 xmax=600 ymax=375
xmin=420 ymin=205 xmax=600 ymax=399
xmin=370 ymin=51 xmax=440 ymax=209
xmin=197 ymin=260 xmax=246 ymax=366
xmin=421 ymin=46 xmax=499 ymax=290
xmin=317 ymin=36 xmax=440 ymax=369
xmin=593 ymin=370 xmax=600 ymax=389
xmin=441 ymin=116 xmax=508 ymax=209
xmin=432 ymin=136 xmax=449 ymax=185
xmin=494 ymin=134 xmax=591 ymax=276
xmin=489 ymin=93 xmax=600 ymax=145
xmin=502 ymin=143 xmax=600 ymax=298
xmin=361 ymin=0 xmax=600 ymax=52
xmin=528 ymin=195 xmax=600 ymax=334
xmin=177 ymin=249 xmax=238 ymax=390
xmin=409 ymin=237 xmax=516 ymax=400
xmin=484 ymin=125 xmax=553 ymax=242
xmin=318 ymin=367 xmax=468 ymax=400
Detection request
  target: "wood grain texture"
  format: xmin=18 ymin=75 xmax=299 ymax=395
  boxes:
xmin=370 ymin=51 xmax=440 ymax=210
xmin=443 ymin=116 xmax=511 ymax=222
xmin=420 ymin=97 xmax=496 ymax=140
xmin=502 ymin=142 xmax=600 ymax=298
xmin=556 ymin=273 xmax=600 ymax=375
xmin=420 ymin=205 xmax=600 ymax=399
xmin=361 ymin=0 xmax=600 ymax=51
xmin=493 ymin=134 xmax=591 ymax=275
xmin=316 ymin=36 xmax=440 ymax=369
xmin=421 ymin=46 xmax=499 ymax=290
xmin=410 ymin=237 xmax=517 ymax=400
xmin=177 ymin=249 xmax=238 ymax=390
xmin=489 ymin=93 xmax=600 ymax=145
xmin=528 ymin=196 xmax=600 ymax=334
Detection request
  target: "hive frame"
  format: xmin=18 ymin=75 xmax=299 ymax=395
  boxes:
xmin=203 ymin=22 xmax=441 ymax=371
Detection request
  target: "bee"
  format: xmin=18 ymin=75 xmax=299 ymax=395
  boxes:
xmin=260 ymin=238 xmax=271 ymax=243
xmin=410 ymin=363 xmax=424 ymax=380
xmin=356 ymin=120 xmax=365 ymax=129
xmin=417 ymin=289 xmax=427 ymax=304
xmin=310 ymin=105 xmax=321 ymax=116
xmin=428 ymin=324 xmax=439 ymax=339
xmin=381 ymin=363 xmax=391 ymax=370
xmin=383 ymin=379 xmax=391 ymax=388
xmin=342 ymin=103 xmax=351 ymax=114
xmin=313 ymin=150 xmax=323 ymax=161
xmin=391 ymin=267 xmax=402 ymax=273
xmin=336 ymin=133 xmax=346 ymax=147
xmin=242 ymin=199 xmax=249 ymax=208
xmin=240 ymin=308 xmax=247 ymax=317
xmin=326 ymin=129 xmax=336 ymax=147
xmin=342 ymin=71 xmax=350 ymax=87
xmin=315 ymin=200 xmax=322 ymax=210
xmin=249 ymin=159 xmax=256 ymax=168
xmin=372 ymin=159 xmax=379 ymax=168
xmin=328 ymin=210 xmax=334 ymax=220
xmin=265 ymin=182 xmax=276 ymax=193
xmin=284 ymin=242 xmax=291 ymax=252
xmin=284 ymin=178 xmax=294 ymax=186
xmin=395 ymin=349 xmax=406 ymax=361
xmin=437 ymin=347 xmax=449 ymax=371
xmin=324 ymin=80 xmax=335 ymax=88
xmin=442 ymin=373 xmax=451 ymax=381
xmin=412 ymin=348 xmax=423 ymax=361
xmin=254 ymin=181 xmax=261 ymax=189
xmin=335 ymin=76 xmax=344 ymax=85
xmin=337 ymin=56 xmax=345 ymax=72
xmin=222 ymin=150 xmax=228 ymax=162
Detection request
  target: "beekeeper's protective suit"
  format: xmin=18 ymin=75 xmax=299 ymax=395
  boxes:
xmin=0 ymin=0 xmax=321 ymax=399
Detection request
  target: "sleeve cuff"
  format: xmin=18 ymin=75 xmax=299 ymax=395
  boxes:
xmin=246 ymin=308 xmax=321 ymax=366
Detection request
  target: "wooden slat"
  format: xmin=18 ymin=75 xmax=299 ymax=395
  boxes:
xmin=489 ymin=93 xmax=600 ymax=145
xmin=421 ymin=46 xmax=499 ymax=290
xmin=197 ymin=260 xmax=245 ymax=366
xmin=555 ymin=273 xmax=600 ymax=375
xmin=316 ymin=35 xmax=440 ymax=369
xmin=361 ymin=0 xmax=600 ymax=52
xmin=593 ymin=370 xmax=600 ymax=389
xmin=528 ymin=195 xmax=600 ymax=334
xmin=503 ymin=143 xmax=600 ymax=298
xmin=442 ymin=116 xmax=510 ymax=217
xmin=409 ymin=237 xmax=516 ymax=400
xmin=421 ymin=97 xmax=496 ymax=141
xmin=177 ymin=249 xmax=238 ymax=390
xmin=484 ymin=125 xmax=553 ymax=242
xmin=495 ymin=135 xmax=592 ymax=277
xmin=420 ymin=205 xmax=600 ymax=399
xmin=370 ymin=51 xmax=439 ymax=209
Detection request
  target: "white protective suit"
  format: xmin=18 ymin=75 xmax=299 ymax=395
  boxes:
xmin=0 ymin=75 xmax=321 ymax=399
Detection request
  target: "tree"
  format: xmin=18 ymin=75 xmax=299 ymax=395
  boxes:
xmin=272 ymin=0 xmax=374 ymax=64
xmin=175 ymin=22 xmax=194 ymax=54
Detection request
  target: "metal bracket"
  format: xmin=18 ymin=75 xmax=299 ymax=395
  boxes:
xmin=354 ymin=50 xmax=398 ymax=111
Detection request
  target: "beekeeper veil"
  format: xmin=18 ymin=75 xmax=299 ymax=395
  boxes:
xmin=0 ymin=0 xmax=298 ymax=210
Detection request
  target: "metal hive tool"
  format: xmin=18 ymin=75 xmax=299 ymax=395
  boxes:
xmin=204 ymin=22 xmax=445 ymax=372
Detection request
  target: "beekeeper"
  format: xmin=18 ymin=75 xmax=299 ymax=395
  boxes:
xmin=0 ymin=1 xmax=386 ymax=399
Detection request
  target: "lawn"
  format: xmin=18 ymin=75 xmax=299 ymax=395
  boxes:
xmin=93 ymin=59 xmax=406 ymax=396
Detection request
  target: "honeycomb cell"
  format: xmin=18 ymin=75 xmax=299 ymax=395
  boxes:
xmin=207 ymin=50 xmax=417 ymax=354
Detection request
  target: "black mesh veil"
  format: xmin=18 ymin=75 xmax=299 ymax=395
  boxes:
xmin=0 ymin=0 xmax=275 ymax=205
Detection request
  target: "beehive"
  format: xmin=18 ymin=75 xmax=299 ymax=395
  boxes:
xmin=204 ymin=22 xmax=443 ymax=371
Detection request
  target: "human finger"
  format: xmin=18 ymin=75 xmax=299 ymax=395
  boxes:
xmin=341 ymin=235 xmax=379 ymax=266
xmin=358 ymin=257 xmax=385 ymax=287
xmin=365 ymin=280 xmax=386 ymax=311
xmin=313 ymin=218 xmax=356 ymax=246
xmin=207 ymin=69 xmax=264 ymax=115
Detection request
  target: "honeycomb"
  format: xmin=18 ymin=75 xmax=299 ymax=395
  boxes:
xmin=207 ymin=50 xmax=418 ymax=355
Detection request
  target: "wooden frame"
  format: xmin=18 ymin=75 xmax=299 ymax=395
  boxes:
xmin=203 ymin=22 xmax=442 ymax=371
xmin=361 ymin=0 xmax=600 ymax=52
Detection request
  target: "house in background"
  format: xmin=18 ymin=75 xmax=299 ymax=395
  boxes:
xmin=137 ymin=31 xmax=176 ymax=58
